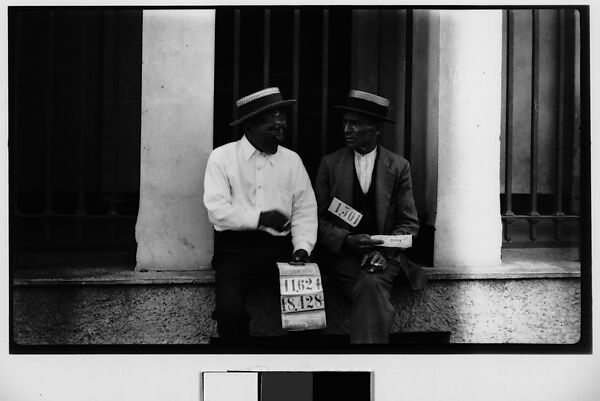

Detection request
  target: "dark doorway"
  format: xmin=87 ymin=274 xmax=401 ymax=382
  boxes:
xmin=213 ymin=7 xmax=353 ymax=180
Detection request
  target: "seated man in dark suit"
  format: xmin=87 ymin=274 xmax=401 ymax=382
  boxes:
xmin=315 ymin=89 xmax=426 ymax=344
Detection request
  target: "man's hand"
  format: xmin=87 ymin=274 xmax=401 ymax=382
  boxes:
xmin=361 ymin=250 xmax=387 ymax=273
xmin=259 ymin=210 xmax=290 ymax=232
xmin=290 ymin=249 xmax=309 ymax=264
xmin=344 ymin=234 xmax=384 ymax=252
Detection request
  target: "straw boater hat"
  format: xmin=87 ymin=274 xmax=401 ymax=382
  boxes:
xmin=334 ymin=89 xmax=395 ymax=123
xmin=229 ymin=87 xmax=296 ymax=127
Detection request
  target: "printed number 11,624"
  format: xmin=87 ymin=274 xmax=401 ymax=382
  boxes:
xmin=283 ymin=277 xmax=321 ymax=293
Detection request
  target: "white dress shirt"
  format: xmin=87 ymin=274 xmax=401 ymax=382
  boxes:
xmin=354 ymin=147 xmax=377 ymax=194
xmin=203 ymin=135 xmax=318 ymax=254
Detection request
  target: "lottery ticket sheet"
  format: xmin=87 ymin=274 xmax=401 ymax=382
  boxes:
xmin=276 ymin=262 xmax=327 ymax=331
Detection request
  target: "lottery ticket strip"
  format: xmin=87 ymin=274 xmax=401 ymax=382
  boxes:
xmin=277 ymin=262 xmax=327 ymax=331
xmin=370 ymin=234 xmax=412 ymax=248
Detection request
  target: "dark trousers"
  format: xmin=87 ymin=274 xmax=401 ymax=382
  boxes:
xmin=212 ymin=230 xmax=293 ymax=343
xmin=321 ymin=251 xmax=404 ymax=344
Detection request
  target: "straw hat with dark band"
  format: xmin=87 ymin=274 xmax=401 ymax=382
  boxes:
xmin=334 ymin=89 xmax=395 ymax=123
xmin=230 ymin=87 xmax=296 ymax=127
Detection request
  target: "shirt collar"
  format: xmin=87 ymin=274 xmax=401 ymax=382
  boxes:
xmin=240 ymin=135 xmax=258 ymax=161
xmin=240 ymin=134 xmax=279 ymax=165
xmin=354 ymin=146 xmax=377 ymax=159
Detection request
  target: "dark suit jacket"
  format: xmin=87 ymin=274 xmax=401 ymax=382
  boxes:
xmin=314 ymin=145 xmax=419 ymax=266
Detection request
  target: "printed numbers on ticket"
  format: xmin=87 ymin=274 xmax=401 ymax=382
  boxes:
xmin=277 ymin=262 xmax=327 ymax=331
xmin=280 ymin=276 xmax=323 ymax=295
xmin=281 ymin=292 xmax=325 ymax=313
xmin=328 ymin=197 xmax=363 ymax=227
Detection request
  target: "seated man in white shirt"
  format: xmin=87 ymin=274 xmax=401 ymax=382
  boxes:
xmin=203 ymin=87 xmax=318 ymax=344
xmin=315 ymin=90 xmax=426 ymax=344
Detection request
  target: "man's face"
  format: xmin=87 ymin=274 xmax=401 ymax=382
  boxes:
xmin=247 ymin=109 xmax=287 ymax=155
xmin=342 ymin=111 xmax=379 ymax=154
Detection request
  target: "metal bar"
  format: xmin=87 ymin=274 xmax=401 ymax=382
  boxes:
xmin=292 ymin=9 xmax=300 ymax=151
xmin=9 ymin=10 xmax=22 ymax=276
xmin=16 ymin=213 xmax=136 ymax=220
xmin=232 ymin=9 xmax=241 ymax=140
xmin=503 ymin=10 xmax=514 ymax=242
xmin=12 ymin=10 xmax=22 ymax=215
xmin=43 ymin=12 xmax=56 ymax=242
xmin=376 ymin=10 xmax=382 ymax=94
xmin=504 ymin=10 xmax=514 ymax=216
xmin=502 ymin=241 xmax=580 ymax=249
xmin=555 ymin=9 xmax=566 ymax=214
xmin=97 ymin=11 xmax=106 ymax=204
xmin=501 ymin=215 xmax=579 ymax=220
xmin=320 ymin=9 xmax=329 ymax=156
xmin=263 ymin=9 xmax=271 ymax=87
xmin=570 ymin=9 xmax=581 ymax=215
xmin=109 ymin=12 xmax=120 ymax=218
xmin=106 ymin=11 xmax=121 ymax=246
xmin=77 ymin=14 xmax=88 ymax=242
xmin=403 ymin=9 xmax=413 ymax=161
xmin=529 ymin=10 xmax=540 ymax=241
xmin=555 ymin=9 xmax=566 ymax=241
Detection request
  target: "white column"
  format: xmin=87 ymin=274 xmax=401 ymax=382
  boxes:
xmin=433 ymin=10 xmax=503 ymax=267
xmin=135 ymin=10 xmax=215 ymax=271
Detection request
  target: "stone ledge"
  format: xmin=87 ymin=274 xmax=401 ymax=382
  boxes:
xmin=12 ymin=267 xmax=216 ymax=286
xmin=427 ymin=265 xmax=579 ymax=280
xmin=428 ymin=247 xmax=580 ymax=280
xmin=12 ymin=248 xmax=580 ymax=286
